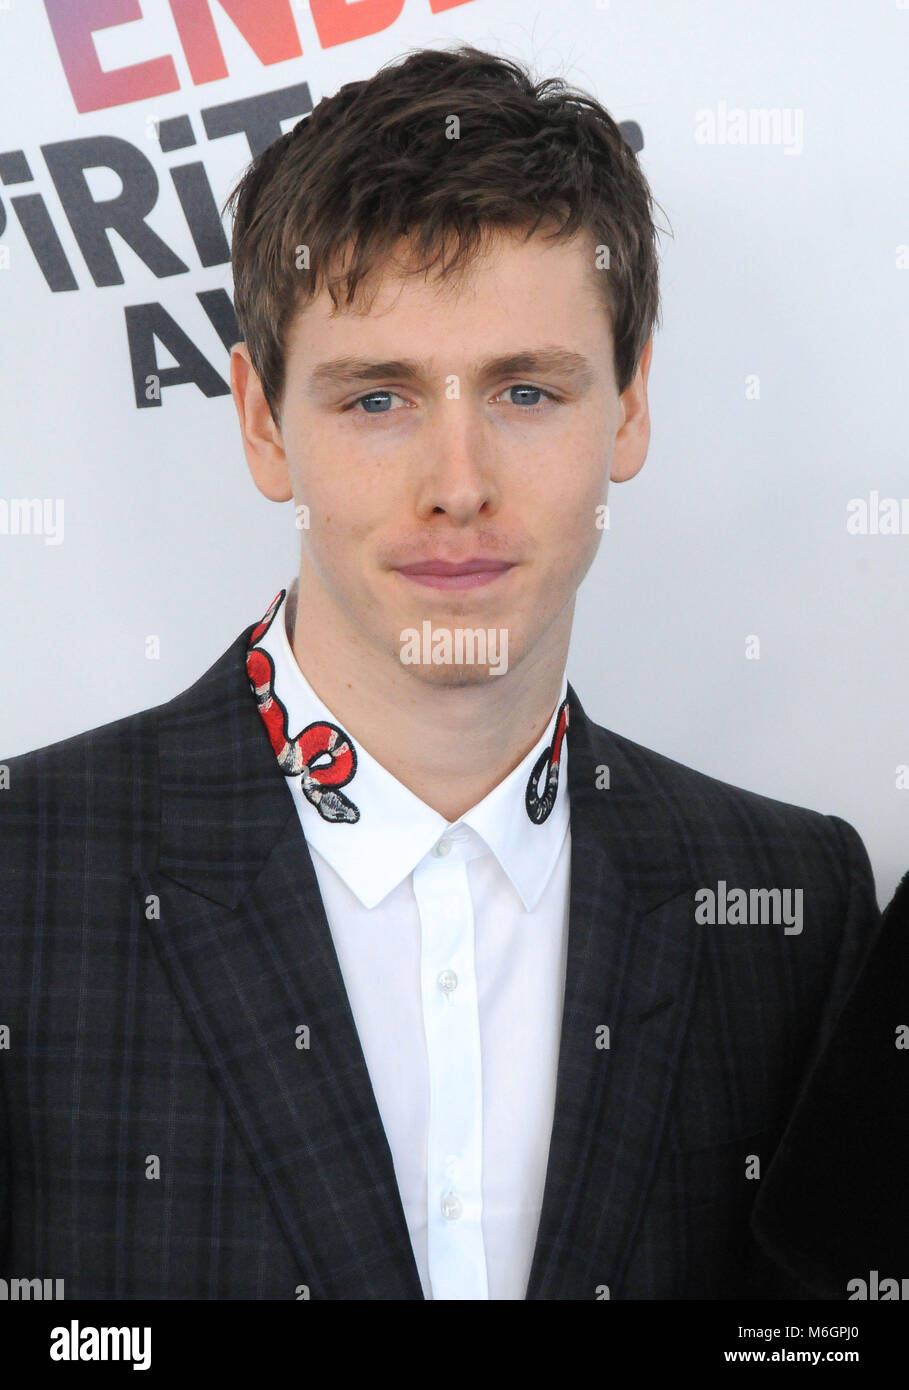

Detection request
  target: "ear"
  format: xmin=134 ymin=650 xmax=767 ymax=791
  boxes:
xmin=229 ymin=343 xmax=294 ymax=503
xmin=610 ymin=336 xmax=653 ymax=483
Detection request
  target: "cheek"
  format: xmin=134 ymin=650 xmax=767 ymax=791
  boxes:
xmin=297 ymin=480 xmax=381 ymax=596
xmin=562 ymin=516 xmax=602 ymax=583
xmin=304 ymin=508 xmax=354 ymax=569
xmin=289 ymin=455 xmax=352 ymax=548
xmin=547 ymin=472 xmax=606 ymax=562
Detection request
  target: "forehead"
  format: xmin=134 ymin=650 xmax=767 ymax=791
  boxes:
xmin=285 ymin=224 xmax=609 ymax=358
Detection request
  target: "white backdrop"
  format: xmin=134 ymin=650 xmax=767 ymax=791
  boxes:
xmin=1 ymin=0 xmax=906 ymax=905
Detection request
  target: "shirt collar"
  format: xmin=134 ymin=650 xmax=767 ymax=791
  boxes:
xmin=245 ymin=581 xmax=570 ymax=912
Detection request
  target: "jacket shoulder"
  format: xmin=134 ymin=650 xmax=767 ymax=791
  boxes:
xmin=0 ymin=627 xmax=250 ymax=868
xmin=586 ymin=718 xmax=873 ymax=899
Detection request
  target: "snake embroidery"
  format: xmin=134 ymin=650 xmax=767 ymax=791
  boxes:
xmin=246 ymin=590 xmax=361 ymax=824
xmin=249 ymin=590 xmax=567 ymax=827
xmin=524 ymin=697 xmax=569 ymax=825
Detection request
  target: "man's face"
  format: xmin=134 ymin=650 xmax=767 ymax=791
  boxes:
xmin=238 ymin=225 xmax=651 ymax=687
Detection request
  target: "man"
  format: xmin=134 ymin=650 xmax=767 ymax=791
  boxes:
xmin=750 ymin=869 xmax=909 ymax=1298
xmin=0 ymin=45 xmax=882 ymax=1300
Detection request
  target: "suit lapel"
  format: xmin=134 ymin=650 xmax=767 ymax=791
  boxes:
xmin=525 ymin=683 xmax=704 ymax=1299
xmin=136 ymin=628 xmax=424 ymax=1299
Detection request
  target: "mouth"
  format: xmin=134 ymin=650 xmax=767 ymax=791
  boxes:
xmin=393 ymin=560 xmax=517 ymax=592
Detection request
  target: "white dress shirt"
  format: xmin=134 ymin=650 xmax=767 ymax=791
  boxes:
xmin=245 ymin=579 xmax=572 ymax=1299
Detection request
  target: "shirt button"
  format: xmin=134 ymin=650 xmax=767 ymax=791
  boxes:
xmin=437 ymin=969 xmax=458 ymax=995
xmin=432 ymin=838 xmax=452 ymax=857
xmin=440 ymin=1191 xmax=462 ymax=1221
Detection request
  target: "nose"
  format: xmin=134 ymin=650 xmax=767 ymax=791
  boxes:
xmin=413 ymin=409 xmax=500 ymax=522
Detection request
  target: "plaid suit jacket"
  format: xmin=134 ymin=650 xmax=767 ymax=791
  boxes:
xmin=0 ymin=620 xmax=882 ymax=1299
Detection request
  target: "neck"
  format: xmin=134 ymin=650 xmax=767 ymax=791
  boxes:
xmin=288 ymin=578 xmax=571 ymax=823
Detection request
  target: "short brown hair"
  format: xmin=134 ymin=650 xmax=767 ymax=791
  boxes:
xmin=224 ymin=44 xmax=667 ymax=424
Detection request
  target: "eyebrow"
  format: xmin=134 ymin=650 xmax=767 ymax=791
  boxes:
xmin=307 ymin=348 xmax=597 ymax=394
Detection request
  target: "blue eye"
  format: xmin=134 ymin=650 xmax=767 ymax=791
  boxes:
xmin=352 ymin=390 xmax=403 ymax=414
xmin=505 ymin=385 xmax=554 ymax=410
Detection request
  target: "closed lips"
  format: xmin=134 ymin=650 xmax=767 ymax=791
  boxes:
xmin=396 ymin=560 xmax=514 ymax=575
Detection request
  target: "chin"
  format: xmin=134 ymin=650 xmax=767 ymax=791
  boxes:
xmin=397 ymin=659 xmax=512 ymax=689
